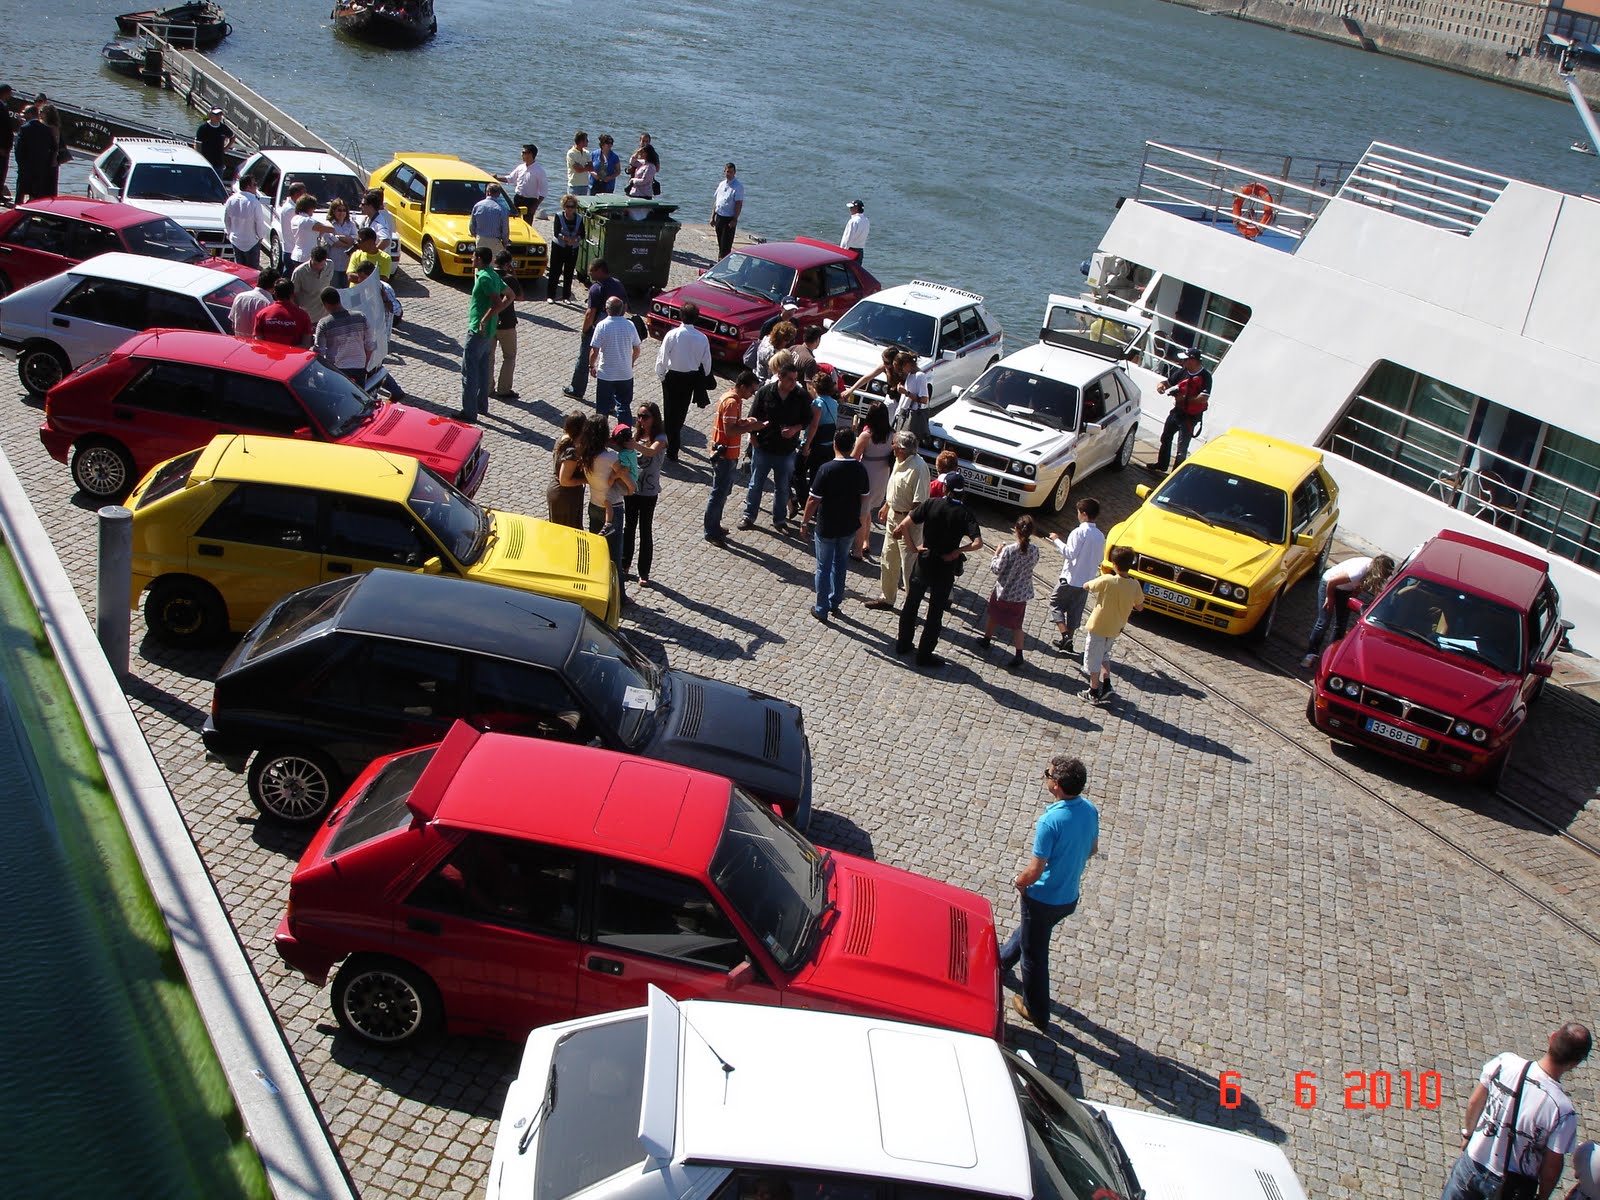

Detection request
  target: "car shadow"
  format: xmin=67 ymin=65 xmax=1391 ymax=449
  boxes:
xmin=327 ymin=1028 xmax=518 ymax=1120
xmin=807 ymin=810 xmax=875 ymax=860
xmin=627 ymin=579 xmax=789 ymax=661
xmin=123 ymin=671 xmax=211 ymax=733
xmin=243 ymin=812 xmax=318 ymax=861
xmin=134 ymin=631 xmax=234 ymax=682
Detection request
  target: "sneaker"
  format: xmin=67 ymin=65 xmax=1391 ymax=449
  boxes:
xmin=977 ymin=634 xmax=992 ymax=649
xmin=773 ymin=521 xmax=792 ymax=536
xmin=598 ymin=522 xmax=616 ymax=537
xmin=1055 ymin=632 xmax=1073 ymax=651
xmin=828 ymin=605 xmax=842 ymax=616
xmin=1143 ymin=461 xmax=1167 ymax=474
xmin=915 ymin=653 xmax=947 ymax=669
xmin=736 ymin=517 xmax=756 ymax=531
xmin=703 ymin=531 xmax=725 ymax=545
xmin=1301 ymin=652 xmax=1318 ymax=668
xmin=810 ymin=605 xmax=828 ymax=622
xmin=561 ymin=386 xmax=581 ymax=399
xmin=864 ymin=599 xmax=895 ymax=611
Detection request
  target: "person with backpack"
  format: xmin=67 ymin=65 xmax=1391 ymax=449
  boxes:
xmin=1145 ymin=347 xmax=1211 ymax=475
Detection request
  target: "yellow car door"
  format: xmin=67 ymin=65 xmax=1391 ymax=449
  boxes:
xmin=320 ymin=493 xmax=447 ymax=586
xmin=187 ymin=482 xmax=324 ymax=631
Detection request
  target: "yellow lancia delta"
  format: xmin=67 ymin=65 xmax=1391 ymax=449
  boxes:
xmin=368 ymin=153 xmax=548 ymax=280
xmin=128 ymin=435 xmax=617 ymax=645
xmin=1104 ymin=428 xmax=1339 ymax=641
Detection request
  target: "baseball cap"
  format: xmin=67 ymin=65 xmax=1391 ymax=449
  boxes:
xmin=781 ymin=301 xmax=800 ymax=313
xmin=611 ymin=422 xmax=632 ymax=438
xmin=941 ymin=472 xmax=966 ymax=495
xmin=848 ymin=198 xmax=864 ymax=210
xmin=1182 ymin=347 xmax=1201 ymax=360
xmin=210 ymin=106 xmax=223 ymax=115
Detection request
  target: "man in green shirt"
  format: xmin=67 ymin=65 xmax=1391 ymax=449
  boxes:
xmin=462 ymin=247 xmax=511 ymax=422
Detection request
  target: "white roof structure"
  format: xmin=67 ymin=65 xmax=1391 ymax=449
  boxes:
xmin=66 ymin=252 xmax=240 ymax=296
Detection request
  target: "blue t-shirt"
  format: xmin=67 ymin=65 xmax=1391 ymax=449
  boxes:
xmin=1027 ymin=797 xmax=1098 ymax=906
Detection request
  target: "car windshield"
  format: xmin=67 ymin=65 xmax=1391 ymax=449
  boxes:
xmin=429 ymin=178 xmax=490 ymax=215
xmin=709 ymin=790 xmax=823 ymax=974
xmin=830 ymin=299 xmax=936 ymax=359
xmin=700 ymin=252 xmax=796 ymax=303
xmin=530 ymin=1016 xmax=649 ymax=1200
xmin=136 ymin=448 xmax=203 ymax=509
xmin=407 ymin=465 xmax=488 ymax=564
xmin=324 ymin=745 xmax=437 ymax=858
xmin=292 ymin=358 xmax=374 ymax=436
xmin=1365 ymin=575 xmax=1525 ymax=674
xmin=1005 ymin=1052 xmax=1141 ymax=1200
xmin=204 ymin=278 xmax=252 ymax=332
xmin=127 ymin=161 xmax=228 ymax=204
xmin=1040 ymin=300 xmax=1144 ymax=358
xmin=1153 ymin=463 xmax=1288 ymax=544
xmin=243 ymin=576 xmax=359 ymax=661
xmin=966 ymin=365 xmax=1079 ymax=429
xmin=563 ymin=619 xmax=658 ymax=750
xmin=283 ymin=171 xmax=363 ymax=212
xmin=122 ymin=216 xmax=208 ymax=263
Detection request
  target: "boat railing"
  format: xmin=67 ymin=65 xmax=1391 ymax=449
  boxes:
xmin=1335 ymin=143 xmax=1511 ymax=235
xmin=1327 ymin=396 xmax=1600 ymax=568
xmin=1133 ymin=142 xmax=1359 ymax=242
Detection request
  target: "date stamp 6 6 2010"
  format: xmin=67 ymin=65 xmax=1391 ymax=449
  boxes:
xmin=1219 ymin=1069 xmax=1445 ymax=1110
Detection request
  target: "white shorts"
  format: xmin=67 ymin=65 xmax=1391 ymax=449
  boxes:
xmin=1083 ymin=632 xmax=1118 ymax=675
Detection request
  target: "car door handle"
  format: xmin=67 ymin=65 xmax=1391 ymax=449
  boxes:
xmin=406 ymin=917 xmax=442 ymax=936
xmin=326 ymin=561 xmax=352 ymax=574
xmin=197 ymin=543 xmax=224 ymax=557
xmin=586 ymin=955 xmax=624 ymax=976
xmin=112 ymin=408 xmax=134 ymax=421
xmin=52 ymin=317 xmax=70 ymax=328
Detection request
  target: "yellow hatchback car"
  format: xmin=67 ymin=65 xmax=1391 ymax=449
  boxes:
xmin=1105 ymin=428 xmax=1339 ymax=642
xmin=128 ymin=435 xmax=617 ymax=645
xmin=368 ymin=152 xmax=547 ymax=280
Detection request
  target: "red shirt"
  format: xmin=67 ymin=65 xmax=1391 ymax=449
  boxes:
xmin=255 ymin=300 xmax=311 ymax=347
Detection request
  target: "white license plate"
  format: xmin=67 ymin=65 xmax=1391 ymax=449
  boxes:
xmin=1143 ymin=583 xmax=1193 ymax=608
xmin=959 ymin=466 xmax=991 ymax=486
xmin=1365 ymin=718 xmax=1428 ymax=751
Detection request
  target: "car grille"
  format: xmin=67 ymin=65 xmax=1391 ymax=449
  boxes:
xmin=844 ymin=876 xmax=876 ymax=955
xmin=456 ymin=445 xmax=484 ymax=490
xmin=947 ymin=907 xmax=969 ymax=984
xmin=678 ymin=683 xmax=706 ymax=738
xmin=575 ymin=537 xmax=590 ymax=576
xmin=504 ymin=517 xmax=525 ymax=560
xmin=1356 ymin=685 xmax=1455 ymax=736
xmin=1135 ymin=553 xmax=1217 ymax=594
xmin=437 ymin=425 xmax=462 ymax=453
xmin=372 ymin=408 xmax=403 ymax=435
xmin=192 ymin=229 xmax=230 ymax=254
xmin=509 ymin=242 xmax=546 ymax=258
xmin=763 ymin=709 xmax=782 ymax=761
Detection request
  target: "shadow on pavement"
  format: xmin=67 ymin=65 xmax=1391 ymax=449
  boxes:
xmin=328 ymin=1029 xmax=517 ymax=1121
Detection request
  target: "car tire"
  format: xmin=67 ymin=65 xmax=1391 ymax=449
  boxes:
xmin=1313 ymin=526 xmax=1336 ymax=581
xmin=1244 ymin=588 xmax=1281 ymax=645
xmin=421 ymin=237 xmax=441 ymax=279
xmin=249 ymin=745 xmax=342 ymax=825
xmin=1111 ymin=426 xmax=1136 ymax=472
xmin=144 ymin=576 xmax=227 ymax=647
xmin=1047 ymin=467 xmax=1074 ymax=513
xmin=1481 ymin=747 xmax=1512 ymax=792
xmin=70 ymin=439 xmax=137 ymax=501
xmin=332 ymin=956 xmax=442 ymax=1047
xmin=268 ymin=231 xmax=281 ymax=271
xmin=1305 ymin=691 xmax=1318 ymax=726
xmin=18 ymin=343 xmax=69 ymax=395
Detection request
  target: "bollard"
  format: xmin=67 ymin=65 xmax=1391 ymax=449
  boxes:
xmin=96 ymin=505 xmax=133 ymax=678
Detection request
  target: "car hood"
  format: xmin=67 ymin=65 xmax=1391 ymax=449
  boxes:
xmin=817 ymin=330 xmax=923 ymax=376
xmin=1325 ymin=624 xmax=1520 ymax=723
xmin=341 ymin=402 xmax=481 ymax=474
xmin=657 ymin=280 xmax=772 ymax=328
xmin=1094 ymin=1102 xmax=1308 ymax=1200
xmin=424 ymin=213 xmax=472 ymax=243
xmin=640 ymin=672 xmax=808 ymax=809
xmin=469 ymin=514 xmax=613 ymax=600
xmin=793 ymin=857 xmax=1000 ymax=1036
xmin=199 ymin=256 xmax=258 ymax=282
xmin=1110 ymin=508 xmax=1280 ymax=582
xmin=932 ymin=402 xmax=1076 ymax=460
xmin=127 ymin=198 xmax=227 ymax=230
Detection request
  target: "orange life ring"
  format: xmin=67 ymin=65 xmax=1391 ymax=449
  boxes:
xmin=1232 ymin=182 xmax=1276 ymax=239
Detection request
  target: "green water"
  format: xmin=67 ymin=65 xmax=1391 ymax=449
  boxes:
xmin=0 ymin=544 xmax=269 ymax=1198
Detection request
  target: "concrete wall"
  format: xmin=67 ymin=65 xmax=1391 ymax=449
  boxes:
xmin=1168 ymin=0 xmax=1600 ymax=105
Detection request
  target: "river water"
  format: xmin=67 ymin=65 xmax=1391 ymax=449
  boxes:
xmin=8 ymin=0 xmax=1600 ymax=332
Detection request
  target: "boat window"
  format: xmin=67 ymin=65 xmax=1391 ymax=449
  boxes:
xmin=1323 ymin=359 xmax=1600 ymax=570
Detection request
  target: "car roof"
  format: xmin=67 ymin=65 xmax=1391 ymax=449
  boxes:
xmin=857 ymin=279 xmax=987 ymax=317
xmin=731 ymin=238 xmax=857 ymax=269
xmin=122 ymin=329 xmax=312 ymax=378
xmin=420 ymin=730 xmax=730 ymax=874
xmin=331 ymin=572 xmax=585 ymax=659
xmin=9 ymin=197 xmax=166 ymax=230
xmin=66 ymin=252 xmax=242 ymax=295
xmin=249 ymin=147 xmax=358 ymax=174
xmin=1407 ymin=530 xmax=1549 ymax=609
xmin=108 ymin=138 xmax=214 ymax=167
xmin=984 ymin=341 xmax=1119 ymax=386
xmin=388 ymin=152 xmax=493 ymax=181
xmin=195 ymin=433 xmax=420 ymax=500
xmin=1186 ymin=428 xmax=1324 ymax=490
xmin=662 ymin=998 xmax=1031 ymax=1196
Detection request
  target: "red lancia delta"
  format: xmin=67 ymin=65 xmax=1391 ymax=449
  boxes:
xmin=276 ymin=723 xmax=1001 ymax=1046
xmin=1308 ymin=529 xmax=1566 ymax=787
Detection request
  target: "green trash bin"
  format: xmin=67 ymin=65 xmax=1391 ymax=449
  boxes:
xmin=575 ymin=195 xmax=682 ymax=295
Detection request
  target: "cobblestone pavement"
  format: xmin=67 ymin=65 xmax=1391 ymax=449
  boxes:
xmin=5 ymin=219 xmax=1598 ymax=1200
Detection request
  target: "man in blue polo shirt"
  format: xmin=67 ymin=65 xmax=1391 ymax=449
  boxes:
xmin=1000 ymin=755 xmax=1099 ymax=1029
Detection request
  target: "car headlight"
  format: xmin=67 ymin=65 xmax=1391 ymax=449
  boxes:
xmin=1214 ymin=582 xmax=1247 ymax=603
xmin=454 ymin=240 xmax=474 ymax=254
xmin=1328 ymin=676 xmax=1344 ymax=692
xmin=1453 ymin=721 xmax=1471 ymax=737
xmin=1008 ymin=460 xmax=1035 ymax=478
xmin=719 ymin=322 xmax=737 ymax=337
xmin=652 ymin=303 xmax=666 ymax=316
xmin=1470 ymin=727 xmax=1489 ymax=743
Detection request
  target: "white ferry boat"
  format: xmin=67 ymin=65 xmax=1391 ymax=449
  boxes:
xmin=1074 ymin=141 xmax=1600 ymax=654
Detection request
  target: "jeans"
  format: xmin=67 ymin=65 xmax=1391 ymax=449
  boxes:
xmin=813 ymin=532 xmax=853 ymax=613
xmin=1439 ymin=1153 xmax=1499 ymax=1200
xmin=999 ymin=892 xmax=1079 ymax=1023
xmin=743 ymin=446 xmax=796 ymax=525
xmin=622 ymin=493 xmax=658 ymax=579
xmin=897 ymin=558 xmax=957 ymax=660
xmin=568 ymin=327 xmax=594 ymax=396
xmin=588 ymin=503 xmax=626 ymax=605
xmin=1154 ymin=407 xmax=1198 ymax=470
xmin=1306 ymin=593 xmax=1353 ymax=655
xmin=460 ymin=329 xmax=493 ymax=420
xmin=234 ymin=241 xmax=262 ymax=270
xmin=569 ymin=184 xmax=591 ymax=195
xmin=548 ymin=243 xmax=578 ymax=299
xmin=595 ymin=376 xmax=634 ymax=425
xmin=705 ymin=456 xmax=737 ymax=534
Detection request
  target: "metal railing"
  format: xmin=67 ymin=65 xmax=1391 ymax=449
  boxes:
xmin=1132 ymin=143 xmax=1360 ymax=242
xmin=1336 ymin=143 xmax=1511 ymax=234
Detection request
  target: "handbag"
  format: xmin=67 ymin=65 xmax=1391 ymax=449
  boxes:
xmin=1488 ymin=1061 xmax=1540 ymax=1200
xmin=630 ymin=313 xmax=648 ymax=341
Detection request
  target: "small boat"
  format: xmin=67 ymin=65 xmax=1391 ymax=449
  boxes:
xmin=100 ymin=38 xmax=164 ymax=84
xmin=330 ymin=0 xmax=437 ymax=46
xmin=1570 ymin=140 xmax=1596 ymax=156
xmin=114 ymin=1 xmax=231 ymax=50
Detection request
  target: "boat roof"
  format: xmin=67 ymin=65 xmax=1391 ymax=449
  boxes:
xmin=69 ymin=252 xmax=242 ymax=295
xmin=329 ymin=571 xmax=587 ymax=662
xmin=1408 ymin=529 xmax=1549 ymax=609
xmin=195 ymin=433 xmax=420 ymax=500
xmin=1186 ymin=428 xmax=1324 ymax=490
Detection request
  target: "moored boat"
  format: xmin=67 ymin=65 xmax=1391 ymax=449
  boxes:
xmin=330 ymin=0 xmax=436 ymax=46
xmin=100 ymin=38 xmax=164 ymax=84
xmin=114 ymin=1 xmax=231 ymax=49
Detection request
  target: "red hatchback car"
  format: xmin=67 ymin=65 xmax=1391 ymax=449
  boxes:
xmin=1308 ymin=530 xmax=1566 ymax=787
xmin=0 ymin=197 xmax=255 ymax=298
xmin=276 ymin=723 xmax=1001 ymax=1047
xmin=647 ymin=237 xmax=878 ymax=362
xmin=41 ymin=329 xmax=488 ymax=500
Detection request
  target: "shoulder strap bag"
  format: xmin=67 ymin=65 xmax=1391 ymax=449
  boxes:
xmin=1491 ymin=1060 xmax=1540 ymax=1200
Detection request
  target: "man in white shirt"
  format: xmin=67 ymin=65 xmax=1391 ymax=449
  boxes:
xmin=655 ymin=301 xmax=714 ymax=461
xmin=710 ymin=162 xmax=744 ymax=259
xmin=228 ymin=268 xmax=278 ymax=339
xmin=1045 ymin=497 xmax=1107 ymax=653
xmin=841 ymin=198 xmax=869 ymax=261
xmin=502 ymin=143 xmax=547 ymax=223
xmin=588 ymin=295 xmax=641 ymax=424
xmin=470 ymin=183 xmax=511 ymax=256
xmin=358 ymin=189 xmax=398 ymax=257
xmin=1443 ymin=1023 xmax=1590 ymax=1200
xmin=275 ymin=182 xmax=307 ymax=271
xmin=222 ymin=174 xmax=270 ymax=270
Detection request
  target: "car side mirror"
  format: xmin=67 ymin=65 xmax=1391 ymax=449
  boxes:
xmin=421 ymin=556 xmax=445 ymax=575
xmin=1134 ymin=484 xmax=1150 ymax=500
xmin=726 ymin=960 xmax=754 ymax=991
xmin=822 ymin=317 xmax=834 ymax=330
xmin=1529 ymin=661 xmax=1554 ymax=678
xmin=1346 ymin=595 xmax=1364 ymax=614
xmin=1294 ymin=532 xmax=1318 ymax=548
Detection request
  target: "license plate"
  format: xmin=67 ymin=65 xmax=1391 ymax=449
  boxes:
xmin=1365 ymin=718 xmax=1428 ymax=751
xmin=959 ymin=466 xmax=991 ymax=486
xmin=1143 ymin=583 xmax=1193 ymax=608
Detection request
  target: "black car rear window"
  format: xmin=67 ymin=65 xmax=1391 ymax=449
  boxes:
xmin=324 ymin=745 xmax=436 ymax=856
xmin=136 ymin=449 xmax=203 ymax=509
xmin=244 ymin=577 xmax=360 ymax=662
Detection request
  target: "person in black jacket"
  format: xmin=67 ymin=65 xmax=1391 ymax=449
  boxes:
xmin=13 ymin=106 xmax=57 ymax=203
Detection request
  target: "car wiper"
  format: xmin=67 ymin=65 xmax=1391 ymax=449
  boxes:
xmin=1436 ymin=638 xmax=1505 ymax=670
xmin=335 ymin=399 xmax=377 ymax=437
xmin=1209 ymin=515 xmax=1268 ymax=540
xmin=797 ymin=895 xmax=838 ymax=963
xmin=1367 ymin=617 xmax=1436 ymax=649
xmin=1091 ymin=1108 xmax=1146 ymax=1200
xmin=1158 ymin=499 xmax=1216 ymax=529
xmin=516 ymin=1063 xmax=558 ymax=1155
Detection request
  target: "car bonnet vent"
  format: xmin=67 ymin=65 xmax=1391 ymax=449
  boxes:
xmin=845 ymin=876 xmax=876 ymax=955
xmin=947 ymin=907 xmax=969 ymax=983
xmin=575 ymin=537 xmax=589 ymax=575
xmin=678 ymin=683 xmax=706 ymax=738
xmin=1255 ymin=1170 xmax=1286 ymax=1199
xmin=373 ymin=409 xmax=403 ymax=436
xmin=505 ymin=518 xmax=525 ymax=560
xmin=763 ymin=709 xmax=781 ymax=760
xmin=437 ymin=424 xmax=461 ymax=451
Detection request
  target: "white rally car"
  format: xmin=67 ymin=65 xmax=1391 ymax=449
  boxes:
xmin=87 ymin=139 xmax=232 ymax=261
xmin=922 ymin=295 xmax=1142 ymax=512
xmin=487 ymin=987 xmax=1309 ymax=1200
